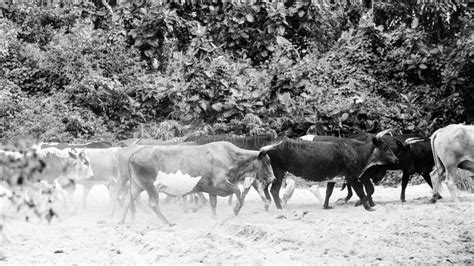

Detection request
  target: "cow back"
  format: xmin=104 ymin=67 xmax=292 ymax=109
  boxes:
xmin=36 ymin=148 xmax=93 ymax=183
xmin=40 ymin=141 xmax=113 ymax=149
xmin=84 ymin=147 xmax=122 ymax=182
xmin=128 ymin=142 xmax=266 ymax=187
xmin=183 ymin=134 xmax=273 ymax=150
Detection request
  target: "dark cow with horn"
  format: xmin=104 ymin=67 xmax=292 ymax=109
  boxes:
xmin=259 ymin=129 xmax=398 ymax=211
xmin=119 ymin=141 xmax=275 ymax=226
xmin=341 ymin=133 xmax=435 ymax=204
xmin=430 ymin=124 xmax=474 ymax=203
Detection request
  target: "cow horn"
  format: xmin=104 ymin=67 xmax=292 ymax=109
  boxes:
xmin=260 ymin=140 xmax=282 ymax=153
xmin=375 ymin=129 xmax=392 ymax=139
xmin=405 ymin=137 xmax=424 ymax=145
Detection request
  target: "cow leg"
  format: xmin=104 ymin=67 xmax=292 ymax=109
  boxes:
xmin=82 ymin=182 xmax=92 ymax=209
xmin=355 ymin=179 xmax=375 ymax=207
xmin=108 ymin=181 xmax=119 ymax=217
xmin=238 ymin=176 xmax=255 ymax=211
xmin=421 ymin=171 xmax=442 ymax=201
xmin=144 ymin=185 xmax=174 ymax=226
xmin=57 ymin=183 xmax=76 ymax=213
xmin=119 ymin=181 xmax=142 ymax=224
xmin=323 ymin=182 xmax=335 ymax=209
xmin=163 ymin=195 xmax=174 ymax=204
xmin=191 ymin=193 xmax=207 ymax=212
xmin=345 ymin=184 xmax=353 ymax=203
xmin=197 ymin=192 xmax=208 ymax=205
xmin=337 ymin=183 xmax=353 ymax=203
xmin=263 ymin=183 xmax=272 ymax=203
xmin=227 ymin=195 xmax=233 ymax=206
xmin=364 ymin=179 xmax=375 ymax=207
xmin=281 ymin=178 xmax=296 ymax=208
xmin=308 ymin=184 xmax=323 ymax=204
xmin=350 ymin=180 xmax=373 ymax=211
xmin=215 ymin=180 xmax=242 ymax=215
xmin=251 ymin=180 xmax=270 ymax=211
xmin=270 ymin=169 xmax=285 ymax=210
xmin=400 ymin=171 xmax=410 ymax=203
xmin=209 ymin=194 xmax=218 ymax=217
xmin=445 ymin=167 xmax=460 ymax=202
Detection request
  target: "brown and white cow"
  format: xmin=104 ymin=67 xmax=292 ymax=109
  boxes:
xmin=430 ymin=124 xmax=474 ymax=203
xmin=118 ymin=141 xmax=275 ymax=226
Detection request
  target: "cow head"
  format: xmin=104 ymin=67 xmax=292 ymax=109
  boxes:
xmin=66 ymin=148 xmax=94 ymax=180
xmin=255 ymin=150 xmax=276 ymax=184
xmin=364 ymin=129 xmax=399 ymax=173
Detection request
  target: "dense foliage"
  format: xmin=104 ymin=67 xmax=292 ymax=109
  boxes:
xmin=1 ymin=2 xmax=473 ymax=143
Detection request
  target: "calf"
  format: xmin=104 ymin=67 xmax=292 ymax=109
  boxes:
xmin=430 ymin=124 xmax=474 ymax=203
xmin=119 ymin=142 xmax=275 ymax=226
xmin=259 ymin=130 xmax=398 ymax=211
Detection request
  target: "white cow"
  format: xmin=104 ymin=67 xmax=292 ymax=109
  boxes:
xmin=80 ymin=147 xmax=122 ymax=209
xmin=430 ymin=124 xmax=474 ymax=203
xmin=36 ymin=147 xmax=94 ymax=211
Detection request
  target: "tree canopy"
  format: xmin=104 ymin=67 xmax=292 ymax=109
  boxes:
xmin=1 ymin=1 xmax=473 ymax=143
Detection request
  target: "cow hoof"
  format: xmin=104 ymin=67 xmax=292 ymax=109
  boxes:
xmin=276 ymin=209 xmax=286 ymax=219
xmin=168 ymin=223 xmax=176 ymax=227
xmin=335 ymin=198 xmax=346 ymax=204
xmin=401 ymin=199 xmax=406 ymax=203
xmin=323 ymin=206 xmax=333 ymax=210
xmin=264 ymin=204 xmax=270 ymax=212
xmin=429 ymin=198 xmax=437 ymax=204
xmin=354 ymin=200 xmax=362 ymax=207
xmin=366 ymin=207 xmax=375 ymax=212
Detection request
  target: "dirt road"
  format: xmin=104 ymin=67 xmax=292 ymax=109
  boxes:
xmin=1 ymin=184 xmax=473 ymax=264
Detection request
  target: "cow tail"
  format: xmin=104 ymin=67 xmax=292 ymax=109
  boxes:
xmin=430 ymin=130 xmax=443 ymax=195
xmin=127 ymin=149 xmax=140 ymax=219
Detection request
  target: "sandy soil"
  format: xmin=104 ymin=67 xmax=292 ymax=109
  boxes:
xmin=1 ymin=183 xmax=473 ymax=264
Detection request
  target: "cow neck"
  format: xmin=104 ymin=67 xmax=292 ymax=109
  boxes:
xmin=227 ymin=146 xmax=259 ymax=183
xmin=352 ymin=140 xmax=376 ymax=177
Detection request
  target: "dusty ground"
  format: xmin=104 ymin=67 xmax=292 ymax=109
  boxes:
xmin=1 ymin=184 xmax=473 ymax=264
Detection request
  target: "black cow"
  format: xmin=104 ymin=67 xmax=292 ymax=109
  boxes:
xmin=343 ymin=133 xmax=435 ymax=203
xmin=259 ymin=130 xmax=399 ymax=211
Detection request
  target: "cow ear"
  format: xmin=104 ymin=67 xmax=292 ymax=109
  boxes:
xmin=372 ymin=137 xmax=379 ymax=145
xmin=396 ymin=140 xmax=406 ymax=149
xmin=68 ymin=151 xmax=78 ymax=159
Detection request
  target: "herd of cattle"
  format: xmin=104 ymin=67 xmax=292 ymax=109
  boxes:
xmin=0 ymin=124 xmax=473 ymax=226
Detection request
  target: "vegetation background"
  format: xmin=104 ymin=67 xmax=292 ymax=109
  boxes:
xmin=0 ymin=0 xmax=472 ymax=144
